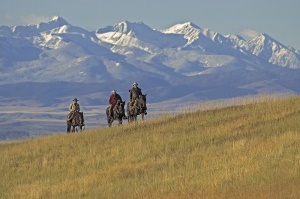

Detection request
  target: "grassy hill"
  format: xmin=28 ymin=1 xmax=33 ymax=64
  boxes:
xmin=1 ymin=96 xmax=300 ymax=199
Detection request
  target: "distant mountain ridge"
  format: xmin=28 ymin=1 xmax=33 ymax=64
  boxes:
xmin=1 ymin=16 xmax=300 ymax=84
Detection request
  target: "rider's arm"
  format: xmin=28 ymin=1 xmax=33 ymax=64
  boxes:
xmin=69 ymin=103 xmax=73 ymax=111
xmin=129 ymin=90 xmax=132 ymax=101
xmin=109 ymin=95 xmax=113 ymax=105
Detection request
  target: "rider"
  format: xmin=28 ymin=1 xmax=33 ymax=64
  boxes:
xmin=109 ymin=89 xmax=127 ymax=119
xmin=129 ymin=81 xmax=147 ymax=115
xmin=67 ymin=98 xmax=80 ymax=122
xmin=129 ymin=82 xmax=142 ymax=105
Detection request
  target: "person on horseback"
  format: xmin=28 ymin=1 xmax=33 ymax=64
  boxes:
xmin=67 ymin=98 xmax=80 ymax=122
xmin=109 ymin=89 xmax=127 ymax=119
xmin=129 ymin=81 xmax=147 ymax=115
xmin=129 ymin=82 xmax=142 ymax=105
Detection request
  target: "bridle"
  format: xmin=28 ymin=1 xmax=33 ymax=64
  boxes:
xmin=114 ymin=102 xmax=124 ymax=117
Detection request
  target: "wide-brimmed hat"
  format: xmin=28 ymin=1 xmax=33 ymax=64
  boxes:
xmin=73 ymin=98 xmax=79 ymax=101
xmin=111 ymin=89 xmax=117 ymax=93
xmin=132 ymin=82 xmax=138 ymax=86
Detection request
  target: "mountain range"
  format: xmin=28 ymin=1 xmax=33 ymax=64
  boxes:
xmin=0 ymin=16 xmax=300 ymax=139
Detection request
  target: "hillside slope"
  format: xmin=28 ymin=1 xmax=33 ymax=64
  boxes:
xmin=0 ymin=96 xmax=300 ymax=198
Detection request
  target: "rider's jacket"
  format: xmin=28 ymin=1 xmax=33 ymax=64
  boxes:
xmin=109 ymin=93 xmax=122 ymax=106
xmin=69 ymin=103 xmax=80 ymax=112
xmin=129 ymin=87 xmax=142 ymax=102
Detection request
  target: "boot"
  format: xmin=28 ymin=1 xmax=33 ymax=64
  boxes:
xmin=108 ymin=105 xmax=113 ymax=117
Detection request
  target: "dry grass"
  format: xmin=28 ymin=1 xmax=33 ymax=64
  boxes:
xmin=0 ymin=95 xmax=300 ymax=199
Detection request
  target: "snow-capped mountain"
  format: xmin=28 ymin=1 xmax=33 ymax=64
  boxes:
xmin=0 ymin=16 xmax=70 ymax=37
xmin=1 ymin=16 xmax=300 ymax=85
xmin=245 ymin=33 xmax=300 ymax=68
xmin=161 ymin=22 xmax=231 ymax=53
xmin=1 ymin=16 xmax=300 ymax=139
xmin=96 ymin=21 xmax=186 ymax=52
xmin=1 ymin=16 xmax=300 ymax=98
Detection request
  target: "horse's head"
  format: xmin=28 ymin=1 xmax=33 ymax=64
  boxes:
xmin=114 ymin=101 xmax=125 ymax=118
xmin=133 ymin=95 xmax=146 ymax=113
xmin=142 ymin=94 xmax=147 ymax=105
xmin=138 ymin=94 xmax=146 ymax=108
xmin=72 ymin=111 xmax=84 ymax=126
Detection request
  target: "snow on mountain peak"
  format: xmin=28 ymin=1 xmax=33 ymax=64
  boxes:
xmin=37 ymin=16 xmax=70 ymax=31
xmin=160 ymin=22 xmax=203 ymax=46
xmin=161 ymin=22 xmax=201 ymax=35
xmin=161 ymin=22 xmax=228 ymax=49
xmin=114 ymin=21 xmax=146 ymax=34
xmin=245 ymin=33 xmax=300 ymax=68
xmin=95 ymin=20 xmax=187 ymax=52
xmin=0 ymin=16 xmax=70 ymax=37
xmin=96 ymin=21 xmax=151 ymax=36
xmin=51 ymin=16 xmax=61 ymax=21
xmin=48 ymin=16 xmax=70 ymax=26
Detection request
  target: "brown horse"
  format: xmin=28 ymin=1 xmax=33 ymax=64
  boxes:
xmin=106 ymin=101 xmax=125 ymax=127
xmin=127 ymin=95 xmax=146 ymax=123
xmin=67 ymin=112 xmax=85 ymax=133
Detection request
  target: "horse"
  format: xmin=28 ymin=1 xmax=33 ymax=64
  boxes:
xmin=106 ymin=101 xmax=125 ymax=127
xmin=67 ymin=111 xmax=85 ymax=133
xmin=127 ymin=95 xmax=146 ymax=123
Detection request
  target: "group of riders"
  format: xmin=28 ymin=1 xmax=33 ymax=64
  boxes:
xmin=66 ymin=81 xmax=146 ymax=131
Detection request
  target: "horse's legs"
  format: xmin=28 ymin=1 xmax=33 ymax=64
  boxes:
xmin=107 ymin=116 xmax=112 ymax=127
xmin=67 ymin=124 xmax=71 ymax=133
xmin=118 ymin=118 xmax=122 ymax=125
xmin=72 ymin=126 xmax=75 ymax=132
xmin=141 ymin=113 xmax=145 ymax=120
xmin=128 ymin=115 xmax=133 ymax=123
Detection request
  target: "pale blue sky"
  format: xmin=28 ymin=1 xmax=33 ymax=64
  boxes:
xmin=1 ymin=0 xmax=299 ymax=50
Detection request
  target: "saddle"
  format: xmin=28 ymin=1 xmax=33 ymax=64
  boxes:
xmin=68 ymin=112 xmax=84 ymax=126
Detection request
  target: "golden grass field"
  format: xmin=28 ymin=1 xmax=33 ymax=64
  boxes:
xmin=0 ymin=95 xmax=300 ymax=199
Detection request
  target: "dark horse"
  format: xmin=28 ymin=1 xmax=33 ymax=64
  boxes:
xmin=67 ymin=111 xmax=85 ymax=133
xmin=106 ymin=101 xmax=125 ymax=127
xmin=127 ymin=94 xmax=147 ymax=123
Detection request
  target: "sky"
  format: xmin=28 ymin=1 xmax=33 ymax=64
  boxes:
xmin=1 ymin=0 xmax=300 ymax=50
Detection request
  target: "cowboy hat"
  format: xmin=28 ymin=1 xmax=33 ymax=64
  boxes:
xmin=111 ymin=89 xmax=117 ymax=93
xmin=73 ymin=98 xmax=79 ymax=101
xmin=132 ymin=82 xmax=138 ymax=86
